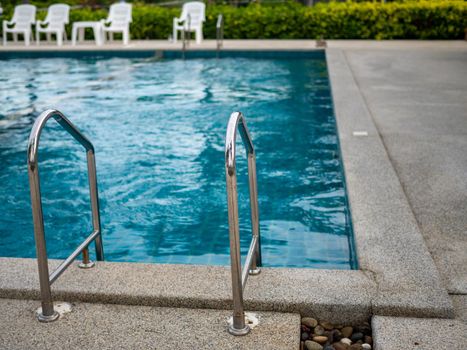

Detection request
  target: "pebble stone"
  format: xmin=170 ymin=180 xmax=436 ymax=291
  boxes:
xmin=312 ymin=336 xmax=328 ymax=344
xmin=314 ymin=325 xmax=325 ymax=336
xmin=324 ymin=331 xmax=333 ymax=344
xmin=349 ymin=345 xmax=363 ymax=350
xmin=341 ymin=326 xmax=353 ymax=338
xmin=320 ymin=321 xmax=334 ymax=330
xmin=350 ymin=332 xmax=364 ymax=342
xmin=333 ymin=343 xmax=349 ymax=350
xmin=300 ymin=319 xmax=372 ymax=350
xmin=340 ymin=338 xmax=352 ymax=346
xmin=332 ymin=329 xmax=343 ymax=342
xmin=356 ymin=324 xmax=372 ymax=336
xmin=305 ymin=340 xmax=324 ymax=350
xmin=302 ymin=318 xmax=319 ymax=328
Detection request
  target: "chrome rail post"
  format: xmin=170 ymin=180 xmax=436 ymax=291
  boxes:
xmin=28 ymin=156 xmax=58 ymax=322
xmin=225 ymin=112 xmax=262 ymax=336
xmin=187 ymin=14 xmax=191 ymax=47
xmin=182 ymin=14 xmax=191 ymax=59
xmin=181 ymin=29 xmax=186 ymax=59
xmin=27 ymin=109 xmax=104 ymax=322
xmin=216 ymin=14 xmax=224 ymax=58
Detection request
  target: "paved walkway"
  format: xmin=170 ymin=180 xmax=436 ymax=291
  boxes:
xmin=341 ymin=43 xmax=467 ymax=319
xmin=0 ymin=299 xmax=299 ymax=350
xmin=373 ymin=316 xmax=467 ymax=350
xmin=0 ymin=39 xmax=464 ymax=52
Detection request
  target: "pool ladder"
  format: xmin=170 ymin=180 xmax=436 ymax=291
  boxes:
xmin=27 ymin=110 xmax=262 ymax=335
xmin=181 ymin=14 xmax=191 ymax=59
xmin=27 ymin=109 xmax=104 ymax=322
xmin=225 ymin=112 xmax=262 ymax=336
xmin=216 ymin=14 xmax=224 ymax=58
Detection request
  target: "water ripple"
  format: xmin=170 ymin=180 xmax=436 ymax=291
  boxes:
xmin=0 ymin=56 xmax=353 ymax=269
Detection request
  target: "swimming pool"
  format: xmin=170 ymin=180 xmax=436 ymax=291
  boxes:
xmin=0 ymin=52 xmax=356 ymax=269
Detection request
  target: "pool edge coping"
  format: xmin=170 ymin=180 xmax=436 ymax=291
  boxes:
xmin=326 ymin=49 xmax=453 ymax=319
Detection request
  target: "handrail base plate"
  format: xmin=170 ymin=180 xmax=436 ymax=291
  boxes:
xmin=228 ymin=324 xmax=250 ymax=336
xmin=78 ymin=260 xmax=96 ymax=269
xmin=248 ymin=267 xmax=261 ymax=276
xmin=36 ymin=302 xmax=72 ymax=322
xmin=36 ymin=309 xmax=60 ymax=323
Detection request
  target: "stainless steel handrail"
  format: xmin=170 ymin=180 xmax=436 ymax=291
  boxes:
xmin=216 ymin=14 xmax=224 ymax=56
xmin=27 ymin=109 xmax=104 ymax=322
xmin=225 ymin=112 xmax=262 ymax=336
xmin=182 ymin=14 xmax=191 ymax=59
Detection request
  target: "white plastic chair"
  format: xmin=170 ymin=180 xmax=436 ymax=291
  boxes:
xmin=101 ymin=3 xmax=132 ymax=45
xmin=2 ymin=5 xmax=36 ymax=46
xmin=36 ymin=4 xmax=70 ymax=46
xmin=173 ymin=2 xmax=205 ymax=45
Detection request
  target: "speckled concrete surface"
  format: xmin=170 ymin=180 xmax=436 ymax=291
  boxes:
xmin=0 ymin=39 xmax=464 ymax=52
xmin=0 ymin=298 xmax=300 ymax=350
xmin=372 ymin=316 xmax=467 ymax=350
xmin=327 ymin=49 xmax=453 ymax=318
xmin=342 ymin=48 xmax=467 ymax=296
xmin=451 ymin=295 xmax=467 ymax=324
xmin=0 ymin=258 xmax=375 ymax=325
xmin=0 ymin=39 xmax=318 ymax=52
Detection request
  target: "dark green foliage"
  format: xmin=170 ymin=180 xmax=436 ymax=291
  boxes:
xmin=1 ymin=1 xmax=466 ymax=40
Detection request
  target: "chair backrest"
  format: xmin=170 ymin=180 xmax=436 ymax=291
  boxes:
xmin=44 ymin=4 xmax=70 ymax=27
xmin=11 ymin=5 xmax=36 ymax=29
xmin=180 ymin=2 xmax=205 ymax=27
xmin=107 ymin=3 xmax=132 ymax=27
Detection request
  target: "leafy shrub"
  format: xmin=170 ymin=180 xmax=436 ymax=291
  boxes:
xmin=1 ymin=1 xmax=466 ymax=40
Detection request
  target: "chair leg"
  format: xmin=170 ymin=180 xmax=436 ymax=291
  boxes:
xmin=24 ymin=31 xmax=30 ymax=46
xmin=2 ymin=23 xmax=7 ymax=46
xmin=36 ymin=29 xmax=40 ymax=46
xmin=95 ymin=27 xmax=103 ymax=46
xmin=123 ymin=30 xmax=129 ymax=45
xmin=13 ymin=33 xmax=18 ymax=42
xmin=72 ymin=26 xmax=77 ymax=46
xmin=173 ymin=26 xmax=177 ymax=43
xmin=196 ymin=28 xmax=203 ymax=44
xmin=57 ymin=31 xmax=62 ymax=46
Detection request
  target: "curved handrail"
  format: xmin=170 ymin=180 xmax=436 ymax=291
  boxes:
xmin=28 ymin=109 xmax=94 ymax=169
xmin=224 ymin=111 xmax=262 ymax=336
xmin=27 ymin=109 xmax=104 ymax=322
xmin=225 ymin=111 xmax=254 ymax=175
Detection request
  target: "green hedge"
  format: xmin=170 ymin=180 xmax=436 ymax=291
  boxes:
xmin=203 ymin=1 xmax=467 ymax=40
xmin=1 ymin=1 xmax=466 ymax=40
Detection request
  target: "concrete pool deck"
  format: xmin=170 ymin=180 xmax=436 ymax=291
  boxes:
xmin=0 ymin=39 xmax=465 ymax=52
xmin=0 ymin=298 xmax=300 ymax=350
xmin=0 ymin=40 xmax=465 ymax=348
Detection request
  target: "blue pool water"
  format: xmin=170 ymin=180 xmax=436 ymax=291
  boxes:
xmin=0 ymin=53 xmax=355 ymax=269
